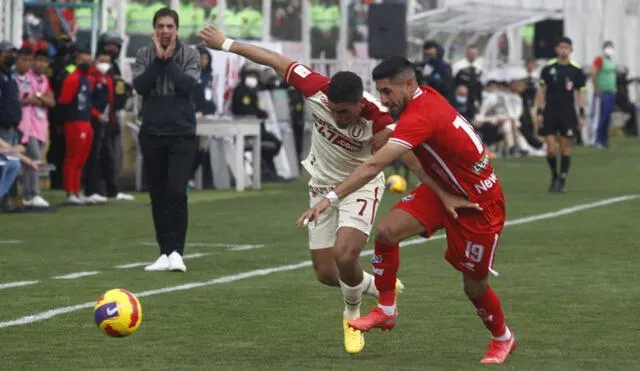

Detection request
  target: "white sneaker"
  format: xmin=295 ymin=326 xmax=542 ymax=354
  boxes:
xmin=66 ymin=195 xmax=84 ymax=205
xmin=168 ymin=251 xmax=187 ymax=272
xmin=144 ymin=254 xmax=170 ymax=271
xmin=31 ymin=195 xmax=50 ymax=208
xmin=86 ymin=194 xmax=108 ymax=204
xmin=114 ymin=192 xmax=135 ymax=201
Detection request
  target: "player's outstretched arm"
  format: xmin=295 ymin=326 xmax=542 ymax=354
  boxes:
xmin=199 ymin=25 xmax=293 ymax=79
xmin=296 ymin=142 xmax=407 ymax=227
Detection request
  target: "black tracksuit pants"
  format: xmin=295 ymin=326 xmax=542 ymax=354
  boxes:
xmin=139 ymin=132 xmax=197 ymax=256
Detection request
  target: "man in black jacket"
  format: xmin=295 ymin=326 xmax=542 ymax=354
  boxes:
xmin=131 ymin=7 xmax=200 ymax=272
xmin=0 ymin=41 xmax=22 ymax=210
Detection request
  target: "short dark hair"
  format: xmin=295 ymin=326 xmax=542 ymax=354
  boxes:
xmin=153 ymin=7 xmax=179 ymax=28
xmin=603 ymin=40 xmax=613 ymax=47
xmin=17 ymin=47 xmax=33 ymax=56
xmin=556 ymin=36 xmax=572 ymax=46
xmin=34 ymin=50 xmax=49 ymax=60
xmin=372 ymin=56 xmax=415 ymax=82
xmin=96 ymin=49 xmax=112 ymax=58
xmin=75 ymin=47 xmax=91 ymax=57
xmin=327 ymin=71 xmax=363 ymax=104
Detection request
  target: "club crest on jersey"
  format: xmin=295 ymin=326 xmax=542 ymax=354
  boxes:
xmin=401 ymin=194 xmax=414 ymax=202
xmin=348 ymin=123 xmax=366 ymax=140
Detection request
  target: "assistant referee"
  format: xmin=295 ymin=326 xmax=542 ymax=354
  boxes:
xmin=132 ymin=8 xmax=200 ymax=272
xmin=535 ymin=37 xmax=586 ymax=193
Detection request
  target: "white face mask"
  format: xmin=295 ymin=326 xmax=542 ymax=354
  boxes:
xmin=244 ymin=76 xmax=258 ymax=89
xmin=96 ymin=62 xmax=111 ymax=74
xmin=603 ymin=47 xmax=615 ymax=57
xmin=25 ymin=13 xmax=41 ymax=26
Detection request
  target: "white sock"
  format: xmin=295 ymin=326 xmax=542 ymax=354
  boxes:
xmin=339 ymin=279 xmax=364 ymax=319
xmin=362 ymin=271 xmax=379 ymax=298
xmin=492 ymin=327 xmax=512 ymax=341
xmin=377 ymin=304 xmax=396 ymax=316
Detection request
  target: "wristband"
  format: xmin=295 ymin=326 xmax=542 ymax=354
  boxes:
xmin=325 ymin=191 xmax=339 ymax=205
xmin=579 ymin=107 xmax=585 ymax=117
xmin=221 ymin=38 xmax=235 ymax=52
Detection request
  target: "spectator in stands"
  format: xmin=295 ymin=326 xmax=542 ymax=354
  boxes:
xmin=311 ymin=0 xmax=340 ymax=60
xmin=0 ymin=138 xmax=41 ymax=203
xmin=453 ymin=44 xmax=484 ymax=119
xmin=616 ymin=65 xmax=639 ymax=137
xmin=591 ymin=41 xmax=617 ymax=148
xmin=452 ymin=84 xmax=474 ymax=122
xmin=47 ymin=35 xmax=75 ymax=190
xmin=15 ymin=48 xmax=55 ymax=208
xmin=57 ymin=47 xmax=94 ymax=205
xmin=0 ymin=41 xmax=21 ymax=148
xmin=421 ymin=40 xmax=454 ymax=102
xmin=272 ymin=1 xmax=301 ymax=41
xmin=83 ymin=50 xmax=114 ymax=205
xmin=231 ymin=67 xmax=282 ymax=181
xmin=504 ymin=76 xmax=546 ymax=157
xmin=473 ymin=80 xmax=510 ymax=156
xmin=523 ymin=58 xmax=539 ymax=109
xmin=190 ymin=46 xmax=217 ymax=186
xmin=0 ymin=41 xmax=22 ymax=210
xmin=97 ymin=31 xmax=135 ymax=202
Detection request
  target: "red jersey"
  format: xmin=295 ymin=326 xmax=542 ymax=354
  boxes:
xmin=389 ymin=86 xmax=503 ymax=203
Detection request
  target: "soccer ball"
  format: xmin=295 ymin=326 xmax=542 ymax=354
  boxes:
xmin=385 ymin=174 xmax=408 ymax=193
xmin=93 ymin=288 xmax=143 ymax=337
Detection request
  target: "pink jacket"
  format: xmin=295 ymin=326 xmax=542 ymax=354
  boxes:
xmin=16 ymin=70 xmax=50 ymax=144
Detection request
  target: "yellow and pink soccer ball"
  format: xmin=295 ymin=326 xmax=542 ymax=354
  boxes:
xmin=93 ymin=289 xmax=143 ymax=337
xmin=386 ymin=174 xmax=408 ymax=194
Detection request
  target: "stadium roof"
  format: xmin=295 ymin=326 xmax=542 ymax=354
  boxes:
xmin=408 ymin=1 xmax=563 ymax=39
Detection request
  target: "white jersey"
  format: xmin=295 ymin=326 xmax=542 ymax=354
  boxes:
xmin=285 ymin=62 xmax=395 ymax=185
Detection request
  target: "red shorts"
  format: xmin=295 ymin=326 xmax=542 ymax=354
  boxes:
xmin=393 ymin=185 xmax=506 ymax=280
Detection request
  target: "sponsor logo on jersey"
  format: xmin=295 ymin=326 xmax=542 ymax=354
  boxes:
xmin=473 ymin=172 xmax=498 ymax=194
xmin=373 ymin=267 xmax=384 ymax=276
xmin=372 ymin=254 xmax=383 ymax=264
xmin=472 ymin=152 xmax=490 ymax=174
xmin=312 ymin=113 xmax=363 ymax=152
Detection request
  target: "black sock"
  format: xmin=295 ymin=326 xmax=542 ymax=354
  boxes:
xmin=560 ymin=155 xmax=571 ymax=178
xmin=546 ymin=156 xmax=558 ymax=178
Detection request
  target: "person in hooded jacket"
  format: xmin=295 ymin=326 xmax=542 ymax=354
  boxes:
xmin=190 ymin=46 xmax=217 ymax=187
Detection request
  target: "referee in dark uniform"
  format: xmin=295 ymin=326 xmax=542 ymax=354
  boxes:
xmin=132 ymin=8 xmax=200 ymax=272
xmin=535 ymin=37 xmax=586 ymax=193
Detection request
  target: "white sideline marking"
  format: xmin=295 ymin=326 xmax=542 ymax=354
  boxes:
xmin=140 ymin=242 xmax=267 ymax=251
xmin=0 ymin=280 xmax=39 ymax=290
xmin=114 ymin=253 xmax=210 ymax=269
xmin=53 ymin=271 xmax=100 ymax=280
xmin=0 ymin=240 xmax=23 ymax=244
xmin=1 ymin=195 xmax=637 ymax=329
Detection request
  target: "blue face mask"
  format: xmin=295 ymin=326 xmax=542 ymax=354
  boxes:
xmin=456 ymin=95 xmax=468 ymax=105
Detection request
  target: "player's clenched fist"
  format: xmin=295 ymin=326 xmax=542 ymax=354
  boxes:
xmin=198 ymin=26 xmax=226 ymax=50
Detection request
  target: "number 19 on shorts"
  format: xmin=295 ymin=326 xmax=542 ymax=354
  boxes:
xmin=465 ymin=241 xmax=485 ymax=263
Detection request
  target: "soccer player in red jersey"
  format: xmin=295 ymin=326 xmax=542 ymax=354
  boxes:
xmin=299 ymin=57 xmax=516 ymax=364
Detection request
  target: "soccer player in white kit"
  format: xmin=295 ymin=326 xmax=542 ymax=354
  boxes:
xmin=199 ymin=26 xmax=405 ymax=354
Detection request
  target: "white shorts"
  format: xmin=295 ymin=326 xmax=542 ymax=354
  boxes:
xmin=307 ymin=173 xmax=385 ymax=250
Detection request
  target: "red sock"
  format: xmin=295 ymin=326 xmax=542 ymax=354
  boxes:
xmin=471 ymin=285 xmax=507 ymax=338
xmin=373 ymin=240 xmax=399 ymax=306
